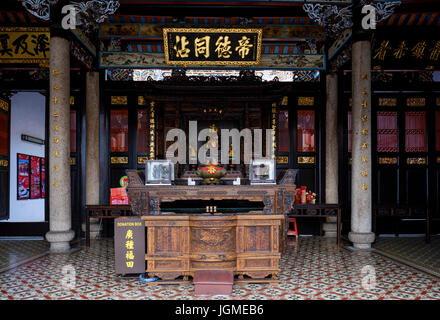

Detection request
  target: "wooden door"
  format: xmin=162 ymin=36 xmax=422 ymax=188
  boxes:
xmin=0 ymin=97 xmax=10 ymax=220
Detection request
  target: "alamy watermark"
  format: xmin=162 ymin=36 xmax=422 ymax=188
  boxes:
xmin=61 ymin=5 xmax=77 ymax=30
xmin=362 ymin=5 xmax=377 ymax=30
xmin=165 ymin=121 xmax=274 ymax=165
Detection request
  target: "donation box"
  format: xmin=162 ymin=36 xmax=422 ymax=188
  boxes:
xmin=114 ymin=217 xmax=145 ymax=275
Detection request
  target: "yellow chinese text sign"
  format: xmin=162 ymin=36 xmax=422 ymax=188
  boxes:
xmin=0 ymin=27 xmax=50 ymax=65
xmin=163 ymin=27 xmax=262 ymax=66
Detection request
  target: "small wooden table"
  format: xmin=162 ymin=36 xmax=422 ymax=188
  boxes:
xmin=289 ymin=203 xmax=342 ymax=247
xmin=85 ymin=205 xmax=132 ymax=247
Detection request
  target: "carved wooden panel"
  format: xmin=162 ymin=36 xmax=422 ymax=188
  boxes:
xmin=142 ymin=214 xmax=283 ymax=282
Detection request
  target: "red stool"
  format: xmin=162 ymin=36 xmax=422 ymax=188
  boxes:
xmin=287 ymin=217 xmax=298 ymax=238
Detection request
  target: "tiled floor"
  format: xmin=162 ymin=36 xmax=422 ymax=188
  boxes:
xmin=0 ymin=237 xmax=439 ymax=300
xmin=373 ymin=235 xmax=440 ymax=276
xmin=0 ymin=239 xmax=49 ymax=273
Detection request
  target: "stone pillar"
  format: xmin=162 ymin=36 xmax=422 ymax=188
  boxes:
xmin=348 ymin=39 xmax=375 ymax=249
xmin=323 ymin=73 xmax=338 ymax=237
xmin=84 ymin=71 xmax=101 ymax=238
xmin=45 ymin=35 xmax=75 ymax=253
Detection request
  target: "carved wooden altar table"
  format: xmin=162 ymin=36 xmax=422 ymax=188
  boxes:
xmin=125 ymin=170 xmax=296 ymax=283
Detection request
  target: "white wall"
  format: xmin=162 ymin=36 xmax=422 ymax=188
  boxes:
xmin=7 ymin=92 xmax=46 ymax=222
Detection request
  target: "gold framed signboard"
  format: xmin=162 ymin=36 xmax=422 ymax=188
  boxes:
xmin=0 ymin=27 xmax=50 ymax=67
xmin=163 ymin=27 xmax=263 ymax=66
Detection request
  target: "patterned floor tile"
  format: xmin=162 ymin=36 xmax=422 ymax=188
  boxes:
xmin=0 ymin=237 xmax=439 ymax=300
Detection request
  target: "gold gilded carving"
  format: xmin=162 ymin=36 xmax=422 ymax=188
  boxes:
xmin=0 ymin=159 xmax=8 ymax=167
xmin=138 ymin=96 xmax=146 ymax=105
xmin=378 ymin=157 xmax=398 ymax=165
xmin=111 ymin=96 xmax=128 ymax=105
xmin=407 ymin=157 xmax=426 ymax=165
xmin=137 ymin=156 xmax=148 ymax=164
xmin=0 ymin=99 xmax=9 ymax=112
xmin=111 ymin=156 xmax=129 ymax=164
xmin=298 ymin=156 xmax=315 ymax=164
xmin=276 ymin=156 xmax=288 ymax=164
xmin=379 ymin=97 xmax=397 ymax=107
xmin=298 ymin=96 xmax=314 ymax=106
xmin=406 ymin=97 xmax=425 ymax=107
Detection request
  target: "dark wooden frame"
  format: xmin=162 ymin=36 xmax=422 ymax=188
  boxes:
xmin=373 ymin=204 xmax=431 ymax=243
xmin=0 ymin=97 xmax=10 ymax=220
xmin=339 ymin=73 xmax=440 ymax=235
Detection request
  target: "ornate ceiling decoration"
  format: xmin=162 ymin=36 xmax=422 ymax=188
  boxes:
xmin=18 ymin=0 xmax=120 ymax=32
xmin=19 ymin=0 xmax=53 ymax=20
xmin=303 ymin=0 xmax=401 ymax=39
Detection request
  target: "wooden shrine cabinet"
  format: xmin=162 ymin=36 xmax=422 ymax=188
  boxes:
xmin=143 ymin=214 xmax=282 ymax=282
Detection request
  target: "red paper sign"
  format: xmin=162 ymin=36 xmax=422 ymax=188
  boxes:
xmin=41 ymin=158 xmax=45 ymax=198
xmin=30 ymin=156 xmax=41 ymax=199
xmin=17 ymin=153 xmax=30 ymax=200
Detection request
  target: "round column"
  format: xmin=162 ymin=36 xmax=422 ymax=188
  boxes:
xmin=323 ymin=72 xmax=339 ymax=237
xmin=348 ymin=40 xmax=375 ymax=249
xmin=45 ymin=35 xmax=75 ymax=253
xmin=84 ymin=71 xmax=101 ymax=238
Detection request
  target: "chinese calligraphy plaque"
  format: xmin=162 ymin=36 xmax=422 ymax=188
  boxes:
xmin=372 ymin=38 xmax=440 ymax=70
xmin=0 ymin=27 xmax=49 ymax=66
xmin=163 ymin=28 xmax=262 ymax=66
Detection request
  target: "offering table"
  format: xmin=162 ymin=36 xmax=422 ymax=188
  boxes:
xmin=125 ymin=170 xmax=296 ymax=282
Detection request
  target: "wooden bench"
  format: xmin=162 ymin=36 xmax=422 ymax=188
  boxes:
xmin=373 ymin=204 xmax=430 ymax=243
xmin=85 ymin=205 xmax=132 ymax=247
xmin=288 ymin=203 xmax=342 ymax=247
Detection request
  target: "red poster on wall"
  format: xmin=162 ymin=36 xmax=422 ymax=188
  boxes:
xmin=30 ymin=156 xmax=41 ymax=199
xmin=17 ymin=153 xmax=30 ymax=200
xmin=41 ymin=157 xmax=45 ymax=198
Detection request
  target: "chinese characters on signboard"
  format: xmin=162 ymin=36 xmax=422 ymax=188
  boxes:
xmin=163 ymin=28 xmax=262 ymax=66
xmin=114 ymin=218 xmax=145 ymax=274
xmin=0 ymin=27 xmax=49 ymax=66
xmin=372 ymin=39 xmax=440 ymax=70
